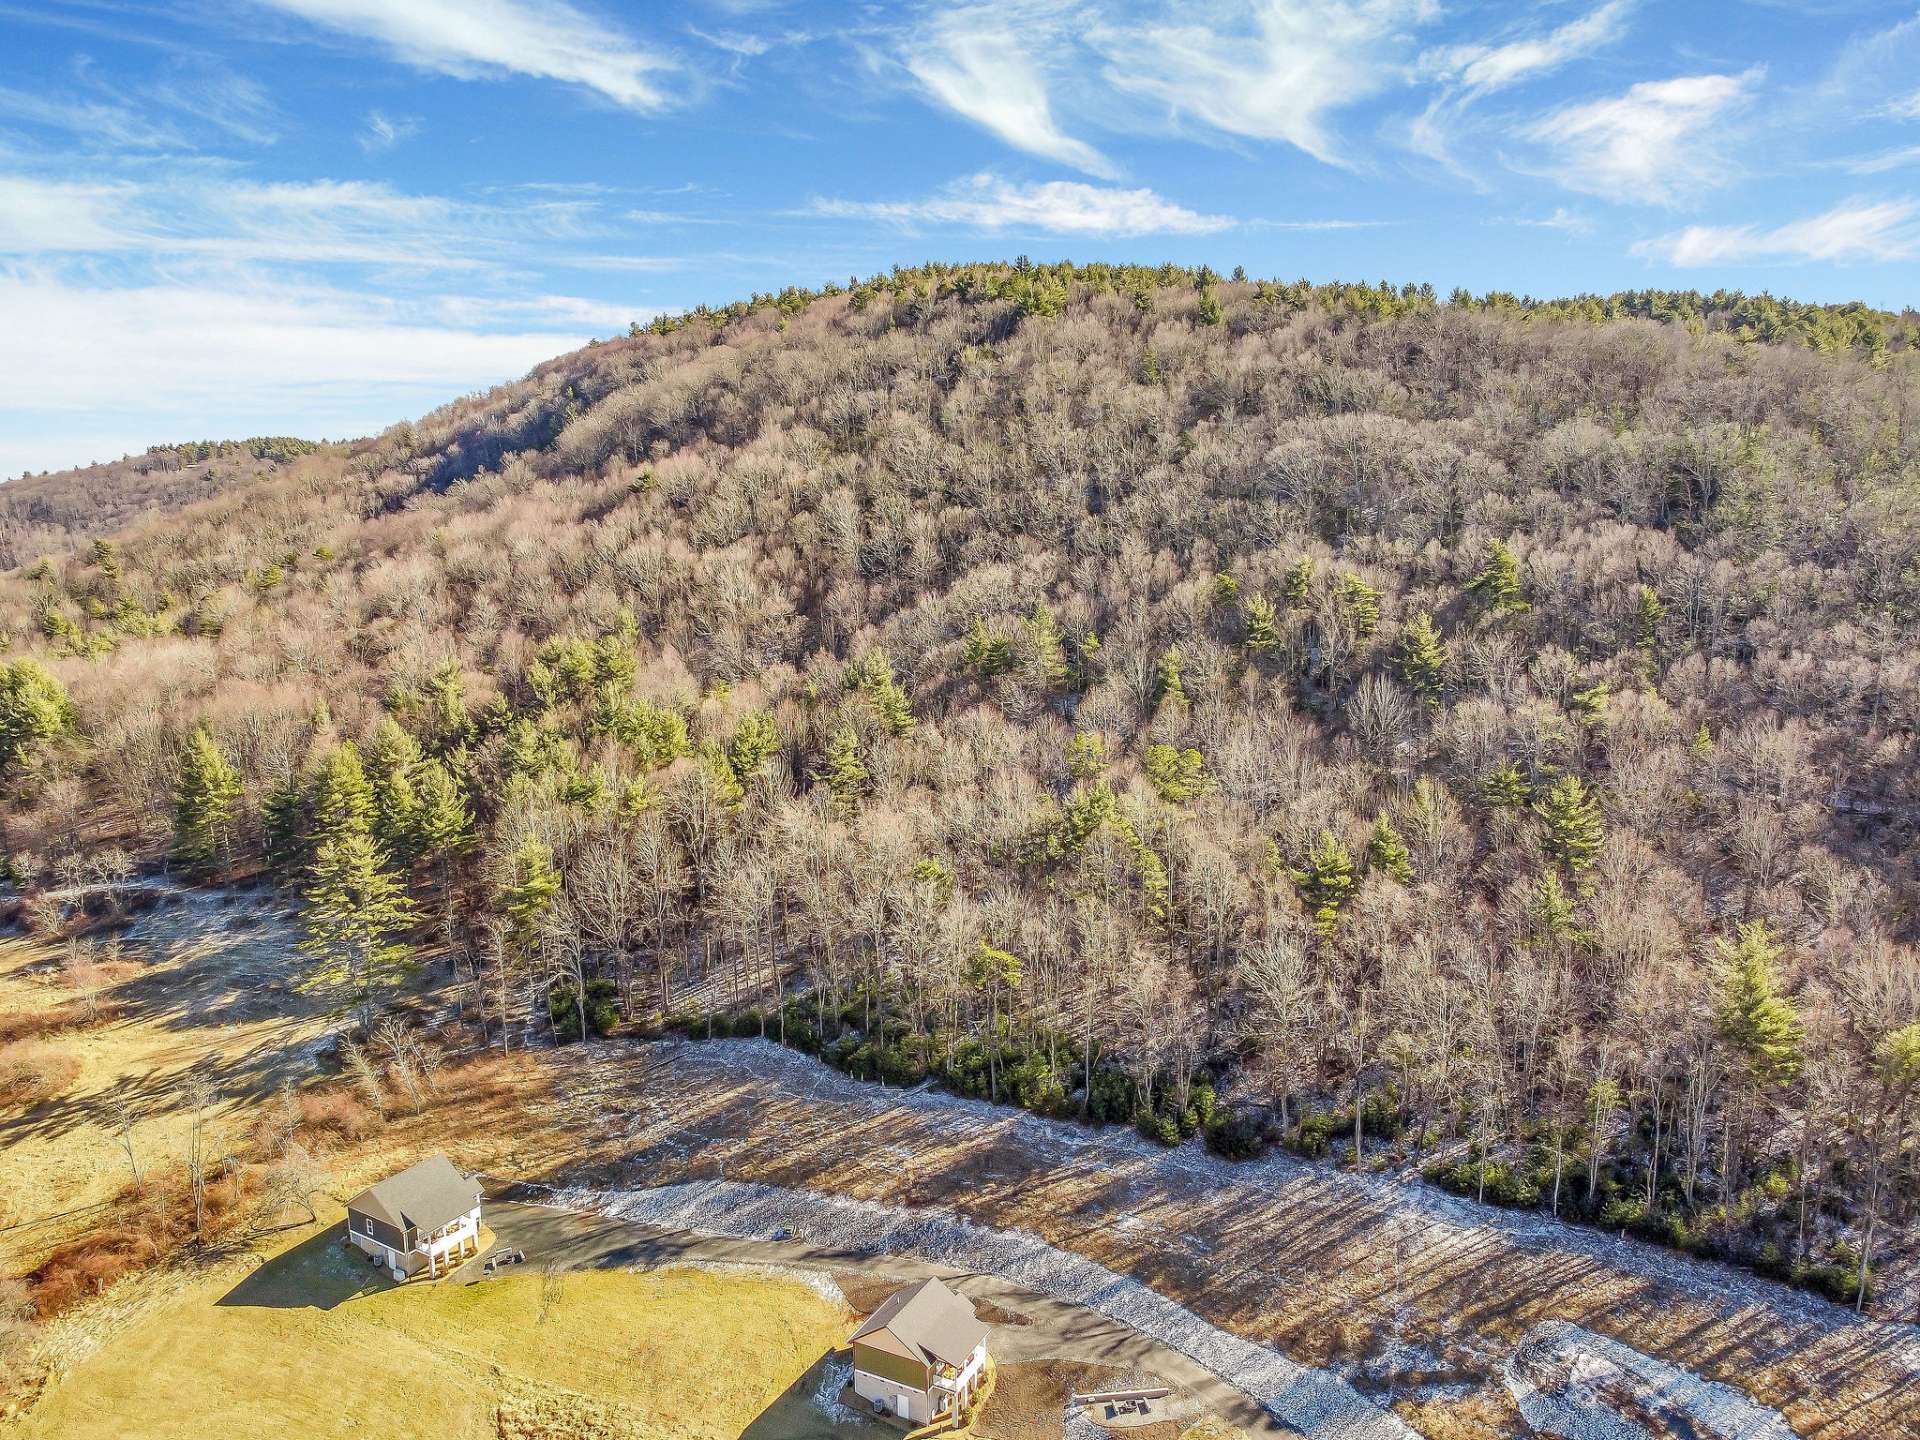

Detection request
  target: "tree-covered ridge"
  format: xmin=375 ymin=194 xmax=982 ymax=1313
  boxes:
xmin=637 ymin=258 xmax=1920 ymax=360
xmin=3 ymin=264 xmax=1918 ymax=1309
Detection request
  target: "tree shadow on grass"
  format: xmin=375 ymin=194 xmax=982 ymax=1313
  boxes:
xmin=217 ymin=1223 xmax=396 ymax=1311
xmin=738 ymin=1349 xmax=881 ymax=1440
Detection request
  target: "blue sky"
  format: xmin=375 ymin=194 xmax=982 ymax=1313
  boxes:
xmin=3 ymin=0 xmax=1920 ymax=480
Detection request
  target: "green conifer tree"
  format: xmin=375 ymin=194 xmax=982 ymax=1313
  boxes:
xmin=1144 ymin=744 xmax=1215 ymax=803
xmin=1024 ymin=604 xmax=1070 ymax=691
xmin=300 ymin=830 xmax=419 ymax=1032
xmin=1283 ymin=557 xmax=1314 ymax=608
xmin=1395 ymin=610 xmax=1449 ymax=700
xmin=727 ymin=709 xmax=781 ymax=781
xmin=1155 ymin=646 xmax=1188 ymax=707
xmin=310 ymin=741 xmax=375 ymax=847
xmin=173 ymin=726 xmax=243 ymax=871
xmin=1243 ymin=592 xmax=1280 ymax=653
xmin=261 ymin=775 xmax=307 ymax=873
xmin=1712 ymin=921 xmax=1803 ymax=1089
xmin=1291 ymin=830 xmax=1356 ymax=940
xmin=821 ymin=725 xmax=868 ymax=818
xmin=1367 ymin=814 xmax=1413 ymax=883
xmin=1337 ymin=574 xmax=1382 ymax=638
xmin=413 ymin=759 xmax=474 ymax=942
xmin=0 ymin=658 xmax=75 ymax=775
xmin=1466 ymin=538 xmax=1530 ymax=614
xmin=1536 ymin=773 xmax=1604 ymax=871
xmin=1635 ymin=584 xmax=1666 ymax=649
xmin=1485 ymin=760 xmax=1533 ymax=808
xmin=365 ymin=717 xmax=424 ymax=865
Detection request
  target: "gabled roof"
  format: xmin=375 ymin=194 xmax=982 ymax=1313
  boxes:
xmin=850 ymin=1277 xmax=988 ymax=1371
xmin=346 ymin=1155 xmax=479 ymax=1237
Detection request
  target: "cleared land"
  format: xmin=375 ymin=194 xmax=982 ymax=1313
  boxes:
xmin=0 ymin=890 xmax=325 ymax=1274
xmin=14 ymin=1210 xmax=853 ymax=1440
xmin=6 ymin=899 xmax=1917 ymax=1439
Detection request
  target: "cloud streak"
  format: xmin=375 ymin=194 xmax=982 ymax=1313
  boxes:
xmin=811 ymin=173 xmax=1232 ymax=235
xmin=901 ymin=6 xmax=1115 ymax=177
xmin=254 ymin=0 xmax=679 ymax=110
xmin=1636 ymin=199 xmax=1920 ymax=266
xmin=1525 ymin=69 xmax=1761 ymax=204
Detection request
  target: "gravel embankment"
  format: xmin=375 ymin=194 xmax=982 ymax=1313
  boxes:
xmin=1505 ymin=1319 xmax=1799 ymax=1440
xmin=536 ymin=1176 xmax=1420 ymax=1440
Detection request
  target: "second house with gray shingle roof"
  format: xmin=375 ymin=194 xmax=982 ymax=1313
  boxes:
xmin=849 ymin=1275 xmax=990 ymax=1424
xmin=344 ymin=1155 xmax=482 ymax=1281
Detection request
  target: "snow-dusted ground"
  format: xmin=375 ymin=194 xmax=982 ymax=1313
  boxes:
xmin=534 ymin=1177 xmax=1420 ymax=1440
xmin=619 ymin=1038 xmax=1920 ymax=1338
xmin=1505 ymin=1320 xmax=1798 ymax=1440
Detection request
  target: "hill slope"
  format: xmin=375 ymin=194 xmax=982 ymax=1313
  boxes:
xmin=3 ymin=263 xmax=1917 ymax=1310
xmin=0 ymin=437 xmax=324 ymax=571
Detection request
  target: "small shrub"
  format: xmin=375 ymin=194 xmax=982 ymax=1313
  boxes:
xmin=1287 ymin=1110 xmax=1336 ymax=1159
xmin=1204 ymin=1108 xmax=1271 ymax=1161
xmin=0 ymin=1040 xmax=80 ymax=1110
xmin=296 ymin=1088 xmax=381 ymax=1141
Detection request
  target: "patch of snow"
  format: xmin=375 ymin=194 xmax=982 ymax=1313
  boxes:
xmin=1505 ymin=1320 xmax=1798 ymax=1440
xmin=533 ymin=1177 xmax=1417 ymax=1440
xmin=811 ymin=1354 xmax=867 ymax=1427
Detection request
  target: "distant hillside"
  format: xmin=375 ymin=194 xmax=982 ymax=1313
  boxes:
xmin=4 ymin=262 xmax=1918 ymax=1308
xmin=0 ymin=436 xmax=324 ymax=571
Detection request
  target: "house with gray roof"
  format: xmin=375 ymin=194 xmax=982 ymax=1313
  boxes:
xmin=849 ymin=1276 xmax=990 ymax=1424
xmin=344 ymin=1155 xmax=482 ymax=1281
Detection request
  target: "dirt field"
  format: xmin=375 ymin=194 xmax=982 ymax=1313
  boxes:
xmin=13 ymin=1205 xmax=853 ymax=1440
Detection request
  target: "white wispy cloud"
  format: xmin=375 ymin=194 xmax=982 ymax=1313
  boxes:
xmin=358 ymin=110 xmax=418 ymax=152
xmin=1636 ymin=199 xmax=1920 ymax=266
xmin=901 ymin=5 xmax=1115 ymax=178
xmin=1846 ymin=143 xmax=1920 ymax=175
xmin=1089 ymin=0 xmax=1425 ymax=167
xmin=1511 ymin=207 xmax=1594 ymax=236
xmin=253 ymin=0 xmax=679 ymax=110
xmin=0 ymin=268 xmax=595 ymax=478
xmin=810 ymin=173 xmax=1231 ymax=235
xmin=1421 ymin=1 xmax=1632 ymax=101
xmin=1525 ymin=69 xmax=1761 ymax=203
xmin=0 ymin=172 xmax=603 ymax=269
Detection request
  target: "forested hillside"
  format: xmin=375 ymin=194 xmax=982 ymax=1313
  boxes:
xmin=4 ymin=263 xmax=1919 ymax=1308
xmin=0 ymin=437 xmax=322 ymax=571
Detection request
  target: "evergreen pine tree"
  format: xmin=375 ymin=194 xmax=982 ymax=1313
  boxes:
xmin=1283 ymin=557 xmax=1314 ymax=608
xmin=173 ymin=726 xmax=243 ymax=871
xmin=499 ymin=840 xmax=561 ymax=984
xmin=1712 ymin=921 xmax=1802 ymax=1089
xmin=821 ymin=725 xmax=868 ymax=818
xmin=727 ymin=709 xmax=781 ymax=781
xmin=1527 ymin=869 xmax=1587 ymax=947
xmin=310 ymin=741 xmax=375 ymax=847
xmin=1635 ymin=583 xmax=1666 ymax=649
xmin=1367 ymin=814 xmax=1413 ymax=883
xmin=1155 ymin=645 xmax=1188 ymax=707
xmin=1466 ymin=538 xmax=1530 ymax=614
xmin=1338 ymin=574 xmax=1382 ymax=638
xmin=1024 ymin=604 xmax=1070 ymax=691
xmin=1395 ymin=610 xmax=1449 ymax=700
xmin=413 ymin=758 xmax=473 ymax=941
xmin=300 ymin=830 xmax=419 ymax=1032
xmin=1536 ymin=773 xmax=1604 ymax=871
xmin=365 ymin=717 xmax=424 ymax=865
xmin=424 ymin=658 xmax=471 ymax=753
xmin=1243 ymin=592 xmax=1280 ymax=653
xmin=1065 ymin=730 xmax=1108 ymax=780
xmin=1144 ymin=743 xmax=1214 ymax=803
xmin=1485 ymin=760 xmax=1533 ymax=808
xmin=261 ymin=775 xmax=307 ymax=873
xmin=0 ymin=658 xmax=75 ymax=775
xmin=965 ymin=619 xmax=1012 ymax=677
xmin=1291 ymin=830 xmax=1355 ymax=940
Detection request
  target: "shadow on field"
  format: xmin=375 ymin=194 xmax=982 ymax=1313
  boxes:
xmin=738 ymin=1350 xmax=875 ymax=1440
xmin=218 ymin=1223 xmax=395 ymax=1311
